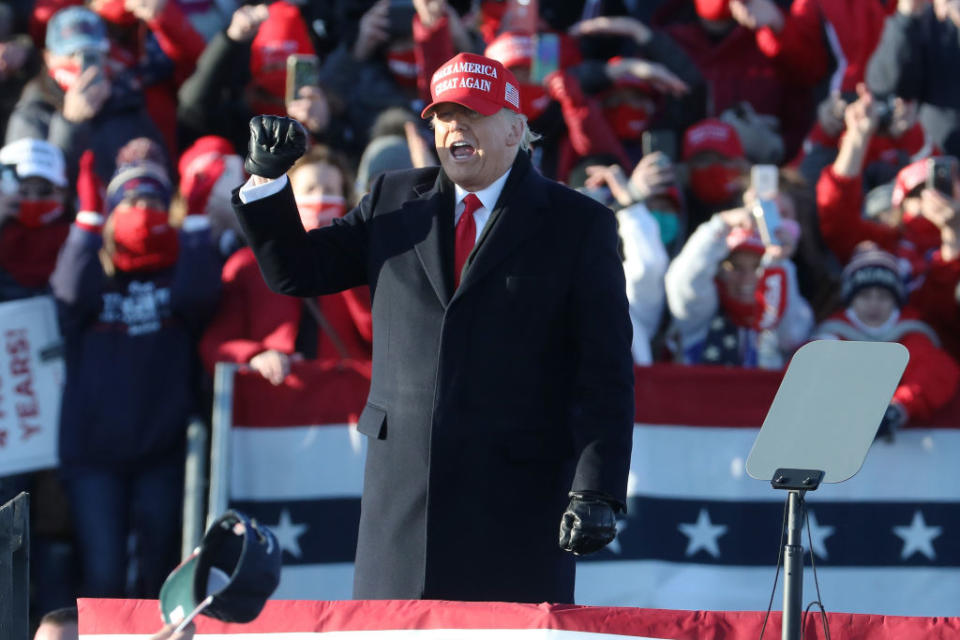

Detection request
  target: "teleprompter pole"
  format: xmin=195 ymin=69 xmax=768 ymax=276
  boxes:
xmin=782 ymin=490 xmax=804 ymax=640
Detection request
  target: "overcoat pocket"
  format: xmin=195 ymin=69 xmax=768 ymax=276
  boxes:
xmin=356 ymin=403 xmax=387 ymax=439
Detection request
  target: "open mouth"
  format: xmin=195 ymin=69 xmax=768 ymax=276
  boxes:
xmin=449 ymin=141 xmax=476 ymax=160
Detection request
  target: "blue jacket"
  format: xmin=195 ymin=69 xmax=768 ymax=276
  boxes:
xmin=50 ymin=220 xmax=220 ymax=467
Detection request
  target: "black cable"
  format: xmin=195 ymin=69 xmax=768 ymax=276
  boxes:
xmin=758 ymin=495 xmax=790 ymax=640
xmin=802 ymin=506 xmax=832 ymax=640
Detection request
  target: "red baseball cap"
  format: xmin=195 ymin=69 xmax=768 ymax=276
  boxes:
xmin=683 ymin=119 xmax=744 ymax=160
xmin=726 ymin=227 xmax=766 ymax=256
xmin=421 ymin=52 xmax=522 ymax=119
xmin=891 ymin=159 xmax=928 ymax=208
xmin=484 ymin=32 xmax=533 ymax=69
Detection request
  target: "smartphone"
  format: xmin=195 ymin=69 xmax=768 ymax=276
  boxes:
xmin=285 ymin=54 xmax=320 ymax=103
xmin=753 ymin=200 xmax=782 ymax=247
xmin=641 ymin=130 xmax=677 ymax=163
xmin=926 ymin=156 xmax=958 ymax=199
xmin=530 ymin=33 xmax=559 ymax=85
xmin=750 ymin=164 xmax=779 ymax=201
xmin=80 ymin=49 xmax=104 ymax=84
xmin=387 ymin=0 xmax=416 ymax=38
xmin=750 ymin=165 xmax=780 ymax=246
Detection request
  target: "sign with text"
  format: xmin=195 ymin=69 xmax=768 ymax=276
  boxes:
xmin=0 ymin=296 xmax=64 ymax=476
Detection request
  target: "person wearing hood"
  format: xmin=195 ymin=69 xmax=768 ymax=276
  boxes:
xmin=50 ymin=140 xmax=220 ymax=598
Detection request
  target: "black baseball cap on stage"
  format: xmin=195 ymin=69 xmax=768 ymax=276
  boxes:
xmin=159 ymin=510 xmax=282 ymax=627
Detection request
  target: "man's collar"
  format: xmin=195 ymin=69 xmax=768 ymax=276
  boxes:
xmin=453 ymin=147 xmax=535 ymax=208
xmin=454 ymin=166 xmax=512 ymax=211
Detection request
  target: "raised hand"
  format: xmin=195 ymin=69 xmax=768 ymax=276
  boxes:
xmin=244 ymin=115 xmax=308 ymax=179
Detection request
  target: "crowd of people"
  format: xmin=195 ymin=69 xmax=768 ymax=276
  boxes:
xmin=2 ymin=0 xmax=960 ymax=630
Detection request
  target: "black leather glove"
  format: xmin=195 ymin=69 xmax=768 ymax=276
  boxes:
xmin=244 ymin=115 xmax=308 ymax=179
xmin=558 ymin=491 xmax=621 ymax=556
xmin=876 ymin=402 xmax=907 ymax=443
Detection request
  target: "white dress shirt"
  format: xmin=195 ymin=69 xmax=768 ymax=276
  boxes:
xmin=238 ymin=168 xmax=514 ymax=247
xmin=454 ymin=167 xmax=512 ymax=244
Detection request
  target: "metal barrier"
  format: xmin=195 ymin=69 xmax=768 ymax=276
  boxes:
xmin=0 ymin=492 xmax=29 ymax=640
xmin=207 ymin=363 xmax=236 ymax=529
xmin=181 ymin=417 xmax=209 ymax=558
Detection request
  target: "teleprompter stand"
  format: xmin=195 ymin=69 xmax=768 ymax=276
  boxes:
xmin=745 ymin=341 xmax=909 ymax=640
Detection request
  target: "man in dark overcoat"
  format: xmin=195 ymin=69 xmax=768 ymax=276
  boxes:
xmin=231 ymin=52 xmax=634 ymax=604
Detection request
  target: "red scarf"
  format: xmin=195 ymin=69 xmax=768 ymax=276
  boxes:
xmin=716 ymin=265 xmax=787 ymax=329
xmin=0 ymin=220 xmax=70 ymax=287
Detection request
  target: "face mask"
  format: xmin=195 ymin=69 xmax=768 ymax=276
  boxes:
xmin=604 ymin=103 xmax=651 ymax=141
xmin=387 ymin=47 xmax=419 ymax=89
xmin=19 ymin=198 xmax=64 ymax=227
xmin=111 ymin=204 xmax=179 ymax=272
xmin=296 ymin=194 xmax=346 ymax=230
xmin=649 ymin=210 xmax=680 ymax=246
xmin=689 ymin=165 xmax=741 ymax=206
xmin=48 ymin=59 xmax=81 ymax=91
xmin=520 ymin=84 xmax=551 ymax=122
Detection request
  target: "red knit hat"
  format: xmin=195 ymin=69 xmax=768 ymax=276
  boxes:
xmin=249 ymin=1 xmax=314 ymax=102
xmin=683 ymin=119 xmax=744 ymax=160
xmin=421 ymin=52 xmax=521 ymax=118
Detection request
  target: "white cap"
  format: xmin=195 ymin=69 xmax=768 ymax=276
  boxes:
xmin=0 ymin=139 xmax=67 ymax=187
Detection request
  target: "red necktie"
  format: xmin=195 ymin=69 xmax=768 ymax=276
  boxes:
xmin=454 ymin=193 xmax=482 ymax=288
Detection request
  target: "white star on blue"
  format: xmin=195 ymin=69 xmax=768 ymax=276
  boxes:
xmin=893 ymin=510 xmax=942 ymax=561
xmin=678 ymin=508 xmax=728 ymax=558
xmin=267 ymin=508 xmax=309 ymax=559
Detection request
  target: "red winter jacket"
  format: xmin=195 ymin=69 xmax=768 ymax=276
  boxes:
xmin=815 ymin=165 xmax=940 ymax=275
xmin=200 ymin=247 xmax=373 ymax=376
xmin=911 ymin=253 xmax=960 ymax=361
xmin=815 ymin=308 xmax=959 ymax=423
xmin=665 ymin=21 xmax=811 ymax=157
xmin=142 ymin=1 xmax=206 ymax=162
xmin=413 ymin=14 xmax=456 ymax=106
xmin=755 ymin=0 xmax=895 ymax=92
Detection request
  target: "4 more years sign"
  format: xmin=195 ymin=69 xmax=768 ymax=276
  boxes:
xmin=0 ymin=296 xmax=64 ymax=477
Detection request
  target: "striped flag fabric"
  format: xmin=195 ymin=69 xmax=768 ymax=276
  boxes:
xmin=213 ymin=363 xmax=960 ymax=617
xmin=77 ymin=597 xmax=960 ymax=639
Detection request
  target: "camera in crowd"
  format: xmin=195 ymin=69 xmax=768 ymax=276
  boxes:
xmin=871 ymin=94 xmax=899 ymax=134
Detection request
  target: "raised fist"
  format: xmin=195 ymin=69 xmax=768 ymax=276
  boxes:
xmin=244 ymin=115 xmax=308 ymax=179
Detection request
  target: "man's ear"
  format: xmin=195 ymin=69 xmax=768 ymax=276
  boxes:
xmin=505 ymin=113 xmax=523 ymax=147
